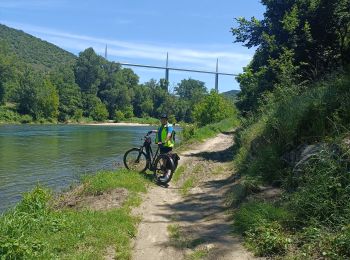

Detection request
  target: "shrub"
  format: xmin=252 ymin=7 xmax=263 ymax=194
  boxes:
xmin=0 ymin=107 xmax=20 ymax=122
xmin=193 ymin=90 xmax=236 ymax=127
xmin=181 ymin=124 xmax=197 ymax=141
xmin=73 ymin=109 xmax=83 ymax=121
xmin=90 ymin=102 xmax=108 ymax=121
xmin=114 ymin=110 xmax=125 ymax=122
xmin=123 ymin=106 xmax=134 ymax=119
xmin=19 ymin=114 xmax=33 ymax=124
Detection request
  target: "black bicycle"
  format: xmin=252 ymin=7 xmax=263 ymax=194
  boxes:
xmin=123 ymin=133 xmax=177 ymax=184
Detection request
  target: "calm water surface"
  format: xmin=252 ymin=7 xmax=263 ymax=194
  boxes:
xmin=0 ymin=124 xmax=175 ymax=213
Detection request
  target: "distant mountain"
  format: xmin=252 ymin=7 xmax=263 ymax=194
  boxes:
xmin=221 ymin=89 xmax=240 ymax=100
xmin=0 ymin=24 xmax=76 ymax=71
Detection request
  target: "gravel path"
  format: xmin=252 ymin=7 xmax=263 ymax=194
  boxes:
xmin=132 ymin=132 xmax=257 ymax=260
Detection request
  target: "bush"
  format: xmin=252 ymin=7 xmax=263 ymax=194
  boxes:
xmin=114 ymin=110 xmax=125 ymax=122
xmin=19 ymin=114 xmax=33 ymax=124
xmin=0 ymin=107 xmax=21 ymax=122
xmin=181 ymin=124 xmax=197 ymax=141
xmin=193 ymin=90 xmax=236 ymax=126
xmin=73 ymin=109 xmax=83 ymax=121
xmin=123 ymin=106 xmax=134 ymax=119
xmin=90 ymin=102 xmax=108 ymax=121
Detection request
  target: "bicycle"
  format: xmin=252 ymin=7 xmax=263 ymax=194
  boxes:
xmin=123 ymin=133 xmax=177 ymax=184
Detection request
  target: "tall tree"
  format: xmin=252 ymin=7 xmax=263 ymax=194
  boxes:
xmin=74 ymin=48 xmax=104 ymax=94
xmin=232 ymin=0 xmax=350 ymax=113
xmin=50 ymin=66 xmax=82 ymax=121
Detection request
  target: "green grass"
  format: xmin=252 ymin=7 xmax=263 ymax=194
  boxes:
xmin=232 ymin=70 xmax=350 ymax=258
xmin=0 ymin=169 xmax=151 ymax=259
xmin=172 ymin=165 xmax=186 ymax=183
xmin=167 ymin=224 xmax=205 ymax=250
xmin=185 ymin=249 xmax=209 ymax=260
xmin=81 ymin=169 xmax=149 ymax=195
xmin=177 ymin=117 xmax=239 ymax=151
xmin=180 ymin=177 xmax=196 ymax=196
xmin=233 ymin=201 xmax=291 ymax=234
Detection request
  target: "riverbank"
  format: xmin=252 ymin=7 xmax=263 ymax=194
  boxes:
xmin=84 ymin=122 xmax=151 ymax=126
xmin=0 ymin=170 xmax=153 ymax=259
xmin=0 ymin=117 xmax=239 ymax=259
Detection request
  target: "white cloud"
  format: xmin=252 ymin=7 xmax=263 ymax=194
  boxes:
xmin=1 ymin=21 xmax=252 ymax=75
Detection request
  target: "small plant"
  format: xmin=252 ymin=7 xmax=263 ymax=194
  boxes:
xmin=173 ymin=165 xmax=186 ymax=183
xmin=185 ymin=249 xmax=209 ymax=260
xmin=181 ymin=177 xmax=196 ymax=196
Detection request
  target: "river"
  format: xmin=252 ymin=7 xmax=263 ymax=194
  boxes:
xmin=0 ymin=124 xmax=179 ymax=213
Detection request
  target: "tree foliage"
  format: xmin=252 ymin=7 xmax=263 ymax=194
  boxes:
xmin=0 ymin=24 xmax=75 ymax=71
xmin=193 ymin=90 xmax=236 ymax=126
xmin=232 ymin=0 xmax=350 ymax=113
xmin=0 ymin=25 xmax=223 ymax=123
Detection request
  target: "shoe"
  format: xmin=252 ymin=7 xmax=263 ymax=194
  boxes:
xmin=159 ymin=169 xmax=171 ymax=182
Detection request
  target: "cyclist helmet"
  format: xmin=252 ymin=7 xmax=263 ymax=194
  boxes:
xmin=160 ymin=113 xmax=168 ymax=119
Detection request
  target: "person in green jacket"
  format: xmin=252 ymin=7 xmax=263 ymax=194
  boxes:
xmin=148 ymin=113 xmax=176 ymax=182
xmin=148 ymin=113 xmax=175 ymax=154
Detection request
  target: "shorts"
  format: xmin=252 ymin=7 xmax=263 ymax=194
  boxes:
xmin=160 ymin=147 xmax=173 ymax=154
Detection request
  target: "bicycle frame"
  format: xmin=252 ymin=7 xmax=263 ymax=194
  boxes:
xmin=141 ymin=135 xmax=160 ymax=171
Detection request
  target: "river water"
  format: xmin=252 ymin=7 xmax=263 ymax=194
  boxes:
xmin=0 ymin=124 xmax=175 ymax=213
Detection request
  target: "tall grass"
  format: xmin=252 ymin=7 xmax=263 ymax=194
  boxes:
xmin=232 ymin=70 xmax=350 ymax=258
xmin=179 ymin=117 xmax=239 ymax=147
xmin=0 ymin=170 xmax=150 ymax=259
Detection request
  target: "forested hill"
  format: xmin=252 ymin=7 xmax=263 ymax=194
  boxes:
xmin=221 ymin=89 xmax=239 ymax=100
xmin=0 ymin=24 xmax=76 ymax=71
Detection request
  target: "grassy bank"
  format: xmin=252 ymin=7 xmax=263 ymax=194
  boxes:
xmin=231 ymin=70 xmax=350 ymax=259
xmin=0 ymin=170 xmax=151 ymax=259
xmin=177 ymin=117 xmax=239 ymax=152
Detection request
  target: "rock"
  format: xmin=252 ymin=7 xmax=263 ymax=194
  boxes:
xmin=282 ymin=143 xmax=341 ymax=174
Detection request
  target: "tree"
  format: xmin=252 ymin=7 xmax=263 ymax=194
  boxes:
xmin=15 ymin=69 xmax=40 ymax=117
xmin=174 ymin=78 xmax=208 ymax=122
xmin=37 ymin=78 xmax=59 ymax=119
xmin=0 ymin=42 xmax=16 ymax=104
xmin=193 ymin=90 xmax=235 ymax=126
xmin=50 ymin=66 xmax=82 ymax=121
xmin=74 ymin=48 xmax=104 ymax=94
xmin=90 ymin=101 xmax=108 ymax=121
xmin=232 ymin=0 xmax=350 ymax=113
xmin=175 ymin=78 xmax=207 ymax=102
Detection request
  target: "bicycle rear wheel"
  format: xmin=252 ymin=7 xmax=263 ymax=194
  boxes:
xmin=153 ymin=154 xmax=175 ymax=184
xmin=123 ymin=148 xmax=148 ymax=173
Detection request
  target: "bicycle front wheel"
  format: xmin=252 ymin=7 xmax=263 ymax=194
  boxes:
xmin=123 ymin=148 xmax=148 ymax=173
xmin=153 ymin=154 xmax=175 ymax=184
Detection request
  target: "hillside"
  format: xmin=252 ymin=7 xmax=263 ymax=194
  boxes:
xmin=0 ymin=24 xmax=76 ymax=71
xmin=221 ymin=89 xmax=240 ymax=100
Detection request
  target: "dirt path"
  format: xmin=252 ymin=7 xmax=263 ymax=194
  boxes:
xmin=132 ymin=131 xmax=257 ymax=260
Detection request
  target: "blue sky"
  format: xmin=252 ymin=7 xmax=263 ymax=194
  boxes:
xmin=0 ymin=0 xmax=265 ymax=92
